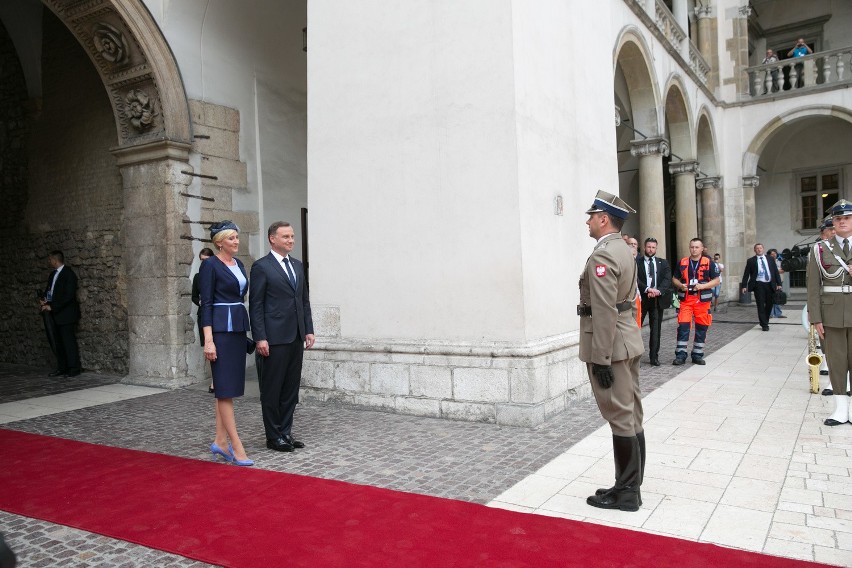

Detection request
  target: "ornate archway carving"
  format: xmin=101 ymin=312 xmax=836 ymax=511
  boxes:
xmin=42 ymin=0 xmax=191 ymax=149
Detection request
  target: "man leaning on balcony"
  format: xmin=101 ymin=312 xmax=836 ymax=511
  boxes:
xmin=762 ymin=49 xmax=779 ymax=93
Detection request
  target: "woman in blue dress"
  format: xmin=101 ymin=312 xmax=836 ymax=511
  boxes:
xmin=199 ymin=221 xmax=254 ymax=466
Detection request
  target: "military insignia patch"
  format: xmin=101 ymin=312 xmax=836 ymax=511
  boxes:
xmin=595 ymin=265 xmax=606 ymax=277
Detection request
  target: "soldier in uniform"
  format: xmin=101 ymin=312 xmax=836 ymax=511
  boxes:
xmin=578 ymin=190 xmax=646 ymax=512
xmin=807 ymin=200 xmax=852 ymax=425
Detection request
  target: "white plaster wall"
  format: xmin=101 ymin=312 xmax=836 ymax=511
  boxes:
xmin=307 ymin=0 xmax=526 ymax=341
xmin=142 ymin=0 xmax=307 ymax=257
xmin=511 ymin=0 xmax=617 ymax=339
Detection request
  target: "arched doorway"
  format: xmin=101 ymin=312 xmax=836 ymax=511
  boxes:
xmin=0 ymin=0 xmax=194 ymax=382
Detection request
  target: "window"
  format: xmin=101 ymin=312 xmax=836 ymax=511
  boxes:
xmin=799 ymin=169 xmax=841 ymax=230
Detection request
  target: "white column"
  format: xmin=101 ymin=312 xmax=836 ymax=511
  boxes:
xmin=631 ymin=138 xmax=670 ymax=260
xmin=673 ymin=0 xmax=689 ymax=39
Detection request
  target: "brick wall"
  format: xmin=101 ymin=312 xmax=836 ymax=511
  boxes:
xmin=0 ymin=11 xmax=127 ymax=374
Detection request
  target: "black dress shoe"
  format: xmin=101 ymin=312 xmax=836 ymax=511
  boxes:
xmin=48 ymin=370 xmax=64 ymax=377
xmin=822 ymin=388 xmax=833 ymax=396
xmin=691 ymin=358 xmax=706 ymax=365
xmin=284 ymin=435 xmax=305 ymax=449
xmin=650 ymin=359 xmax=660 ymax=367
xmin=594 ymin=486 xmax=643 ymax=506
xmin=820 ymin=370 xmax=829 ymax=376
xmin=586 ymin=488 xmax=640 ymax=512
xmin=824 ymin=418 xmax=848 ymax=426
xmin=672 ymin=358 xmax=686 ymax=366
xmin=761 ymin=326 xmax=769 ymax=331
xmin=266 ymin=438 xmax=294 ymax=452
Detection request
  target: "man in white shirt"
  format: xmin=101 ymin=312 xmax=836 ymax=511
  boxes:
xmin=740 ymin=243 xmax=782 ymax=332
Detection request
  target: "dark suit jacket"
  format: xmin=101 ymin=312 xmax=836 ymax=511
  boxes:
xmin=198 ymin=256 xmax=250 ymax=333
xmin=636 ymin=256 xmax=673 ymax=309
xmin=191 ymin=273 xmax=201 ymax=307
xmin=740 ymin=255 xmax=782 ymax=292
xmin=249 ymin=252 xmax=314 ymax=345
xmin=46 ymin=266 xmax=80 ymax=325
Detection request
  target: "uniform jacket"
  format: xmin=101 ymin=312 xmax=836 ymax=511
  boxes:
xmin=675 ymin=256 xmax=719 ymax=303
xmin=578 ymin=233 xmax=644 ymax=365
xmin=636 ymin=255 xmax=673 ymax=310
xmin=46 ymin=266 xmax=80 ymax=325
xmin=740 ymin=254 xmax=782 ymax=291
xmin=198 ymin=256 xmax=250 ymax=333
xmin=249 ymin=252 xmax=314 ymax=345
xmin=807 ymin=239 xmax=852 ymax=328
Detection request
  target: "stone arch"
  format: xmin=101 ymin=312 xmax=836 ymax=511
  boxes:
xmin=42 ymin=0 xmax=191 ymax=150
xmin=695 ymin=106 xmax=718 ymax=175
xmin=742 ymin=105 xmax=852 ymax=177
xmin=662 ymin=75 xmax=694 ymax=160
xmin=613 ymin=27 xmax=662 ymax=136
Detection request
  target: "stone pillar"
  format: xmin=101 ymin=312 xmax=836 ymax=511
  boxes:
xmin=631 ymin=138 xmax=670 ymax=259
xmin=696 ymin=176 xmax=724 ymax=256
xmin=669 ymin=161 xmax=700 ymax=260
xmin=695 ymin=4 xmax=718 ymax=91
xmin=732 ymin=5 xmax=752 ymax=96
xmin=742 ymin=176 xmax=759 ymax=248
xmin=112 ymin=140 xmax=199 ymax=387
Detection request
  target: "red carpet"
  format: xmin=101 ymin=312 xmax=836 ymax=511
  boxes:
xmin=0 ymin=429 xmax=835 ymax=567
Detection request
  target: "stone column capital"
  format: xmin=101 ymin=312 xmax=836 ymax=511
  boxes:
xmin=742 ymin=175 xmax=760 ymax=189
xmin=696 ymin=176 xmax=722 ymax=190
xmin=668 ymin=160 xmax=701 ymax=176
xmin=630 ymin=137 xmax=670 ymax=158
xmin=695 ymin=5 xmax=713 ymax=19
xmin=738 ymin=5 xmax=752 ymax=17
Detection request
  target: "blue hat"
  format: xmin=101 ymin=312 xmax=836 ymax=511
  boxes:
xmin=209 ymin=220 xmax=240 ymax=240
xmin=830 ymin=199 xmax=852 ymax=217
xmin=820 ymin=215 xmax=834 ymax=230
xmin=585 ymin=190 xmax=636 ymax=220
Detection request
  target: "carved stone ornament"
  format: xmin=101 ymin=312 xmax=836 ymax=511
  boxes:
xmin=738 ymin=5 xmax=752 ymax=17
xmin=93 ymin=22 xmax=129 ymax=65
xmin=630 ymin=138 xmax=671 ymax=158
xmin=668 ymin=160 xmax=701 ymax=176
xmin=125 ymin=88 xmax=156 ymax=131
xmin=742 ymin=176 xmax=760 ymax=188
xmin=615 ymin=105 xmax=622 ymax=127
xmin=694 ymin=4 xmax=713 ymax=19
xmin=695 ymin=176 xmax=722 ymax=190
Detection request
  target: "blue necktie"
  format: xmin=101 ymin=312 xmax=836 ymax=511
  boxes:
xmin=759 ymin=257 xmax=768 ymax=281
xmin=283 ymin=257 xmax=296 ymax=288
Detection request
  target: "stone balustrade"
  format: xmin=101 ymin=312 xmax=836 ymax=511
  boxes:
xmin=654 ymin=0 xmax=686 ymax=47
xmin=747 ymin=46 xmax=852 ymax=98
xmin=688 ymin=40 xmax=710 ymax=84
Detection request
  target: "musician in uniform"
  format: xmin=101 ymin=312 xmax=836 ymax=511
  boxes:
xmin=578 ymin=190 xmax=645 ymax=512
xmin=807 ymin=200 xmax=852 ymax=425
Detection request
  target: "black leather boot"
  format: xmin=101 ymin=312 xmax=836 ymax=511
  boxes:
xmin=595 ymin=431 xmax=646 ymax=507
xmin=587 ymin=435 xmax=641 ymax=512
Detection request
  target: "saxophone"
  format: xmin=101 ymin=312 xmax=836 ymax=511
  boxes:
xmin=807 ymin=324 xmax=822 ymax=394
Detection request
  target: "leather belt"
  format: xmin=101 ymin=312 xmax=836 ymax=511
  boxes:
xmin=823 ymin=285 xmax=852 ymax=293
xmin=577 ymin=301 xmax=633 ymax=316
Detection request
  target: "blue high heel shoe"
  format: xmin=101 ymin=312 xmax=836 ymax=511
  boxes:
xmin=210 ymin=442 xmax=234 ymax=463
xmin=228 ymin=445 xmax=254 ymax=467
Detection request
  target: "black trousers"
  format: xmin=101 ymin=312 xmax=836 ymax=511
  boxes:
xmin=640 ymin=301 xmax=664 ymax=361
xmin=54 ymin=321 xmax=80 ymax=374
xmin=753 ymin=282 xmax=774 ymax=328
xmin=259 ymin=339 xmax=305 ymax=441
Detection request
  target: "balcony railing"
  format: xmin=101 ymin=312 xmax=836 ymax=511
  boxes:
xmin=746 ymin=46 xmax=852 ymax=98
xmin=654 ymin=0 xmax=686 ymax=50
xmin=689 ymin=40 xmax=710 ymax=84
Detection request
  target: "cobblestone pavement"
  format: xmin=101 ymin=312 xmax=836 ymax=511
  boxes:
xmin=0 ymin=302 xmax=800 ymax=566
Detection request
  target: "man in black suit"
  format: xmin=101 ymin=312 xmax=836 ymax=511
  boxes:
xmin=636 ymin=237 xmax=672 ymax=366
xmin=39 ymin=251 xmax=81 ymax=377
xmin=740 ymin=242 xmax=782 ymax=331
xmin=250 ymin=221 xmax=315 ymax=452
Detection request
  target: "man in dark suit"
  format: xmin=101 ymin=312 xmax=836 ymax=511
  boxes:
xmin=636 ymin=237 xmax=672 ymax=366
xmin=740 ymin=242 xmax=782 ymax=331
xmin=39 ymin=251 xmax=81 ymax=377
xmin=250 ymin=221 xmax=315 ymax=452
